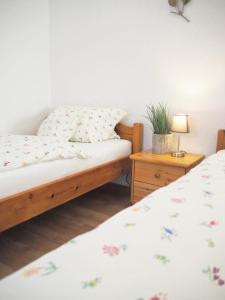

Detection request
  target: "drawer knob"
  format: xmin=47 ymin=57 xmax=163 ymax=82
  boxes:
xmin=154 ymin=173 xmax=161 ymax=179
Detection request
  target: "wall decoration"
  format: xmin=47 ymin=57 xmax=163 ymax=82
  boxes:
xmin=168 ymin=0 xmax=191 ymax=22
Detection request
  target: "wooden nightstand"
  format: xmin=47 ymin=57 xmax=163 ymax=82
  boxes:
xmin=130 ymin=151 xmax=205 ymax=204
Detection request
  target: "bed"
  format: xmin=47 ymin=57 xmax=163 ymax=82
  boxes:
xmin=0 ymin=122 xmax=143 ymax=232
xmin=0 ymin=130 xmax=225 ymax=300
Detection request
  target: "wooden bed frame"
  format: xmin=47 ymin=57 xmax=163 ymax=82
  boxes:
xmin=217 ymin=129 xmax=225 ymax=152
xmin=0 ymin=123 xmax=143 ymax=232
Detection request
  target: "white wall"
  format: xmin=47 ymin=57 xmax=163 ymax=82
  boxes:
xmin=0 ymin=0 xmax=51 ymax=134
xmin=1 ymin=1 xmax=224 ymax=154
xmin=50 ymin=0 xmax=225 ymax=155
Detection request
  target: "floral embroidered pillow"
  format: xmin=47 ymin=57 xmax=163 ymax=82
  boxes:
xmin=37 ymin=106 xmax=77 ymax=141
xmin=70 ymin=106 xmax=127 ymax=143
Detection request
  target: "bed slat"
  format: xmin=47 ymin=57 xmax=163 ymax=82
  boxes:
xmin=0 ymin=157 xmax=130 ymax=232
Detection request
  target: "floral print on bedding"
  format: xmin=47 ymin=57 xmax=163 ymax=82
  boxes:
xmin=37 ymin=106 xmax=77 ymax=140
xmin=69 ymin=106 xmax=127 ymax=143
xmin=0 ymin=135 xmax=87 ymax=172
xmin=1 ymin=152 xmax=225 ymax=300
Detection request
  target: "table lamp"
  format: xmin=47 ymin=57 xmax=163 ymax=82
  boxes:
xmin=171 ymin=114 xmax=189 ymax=157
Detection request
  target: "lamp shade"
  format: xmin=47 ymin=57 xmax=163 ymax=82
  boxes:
xmin=171 ymin=114 xmax=189 ymax=133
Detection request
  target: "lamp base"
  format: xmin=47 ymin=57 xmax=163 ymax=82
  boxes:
xmin=171 ymin=150 xmax=186 ymax=158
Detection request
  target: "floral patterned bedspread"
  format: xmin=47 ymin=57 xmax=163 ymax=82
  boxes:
xmin=0 ymin=135 xmax=87 ymax=172
xmin=1 ymin=152 xmax=225 ymax=300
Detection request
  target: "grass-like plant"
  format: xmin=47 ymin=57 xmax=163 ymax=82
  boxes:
xmin=146 ymin=103 xmax=171 ymax=134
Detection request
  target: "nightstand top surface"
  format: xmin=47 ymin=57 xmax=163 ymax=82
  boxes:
xmin=130 ymin=150 xmax=205 ymax=169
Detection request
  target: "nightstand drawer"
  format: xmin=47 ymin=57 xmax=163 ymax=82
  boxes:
xmin=133 ymin=181 xmax=159 ymax=203
xmin=130 ymin=151 xmax=205 ymax=204
xmin=134 ymin=161 xmax=185 ymax=186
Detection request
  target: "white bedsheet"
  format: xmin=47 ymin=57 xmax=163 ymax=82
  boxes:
xmin=0 ymin=135 xmax=87 ymax=172
xmin=1 ymin=152 xmax=225 ymax=300
xmin=0 ymin=139 xmax=131 ymax=199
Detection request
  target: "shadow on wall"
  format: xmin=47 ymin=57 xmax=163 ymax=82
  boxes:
xmin=8 ymin=109 xmax=50 ymax=135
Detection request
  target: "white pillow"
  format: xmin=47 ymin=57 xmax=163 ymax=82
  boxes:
xmin=70 ymin=106 xmax=127 ymax=143
xmin=37 ymin=106 xmax=77 ymax=141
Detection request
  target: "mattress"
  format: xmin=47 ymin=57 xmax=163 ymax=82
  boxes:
xmin=0 ymin=139 xmax=131 ymax=199
xmin=1 ymin=152 xmax=225 ymax=300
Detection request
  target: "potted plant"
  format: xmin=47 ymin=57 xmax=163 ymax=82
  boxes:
xmin=146 ymin=103 xmax=173 ymax=154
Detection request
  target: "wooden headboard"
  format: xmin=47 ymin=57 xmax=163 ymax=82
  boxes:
xmin=217 ymin=129 xmax=225 ymax=152
xmin=116 ymin=123 xmax=143 ymax=153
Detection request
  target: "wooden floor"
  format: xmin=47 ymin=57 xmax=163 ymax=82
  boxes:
xmin=0 ymin=183 xmax=130 ymax=279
